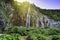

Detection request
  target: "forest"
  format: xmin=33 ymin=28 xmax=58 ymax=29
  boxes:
xmin=38 ymin=8 xmax=60 ymax=21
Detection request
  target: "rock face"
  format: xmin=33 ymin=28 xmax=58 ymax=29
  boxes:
xmin=31 ymin=14 xmax=50 ymax=28
xmin=25 ymin=6 xmax=50 ymax=28
xmin=11 ymin=2 xmax=60 ymax=28
xmin=36 ymin=14 xmax=50 ymax=28
xmin=0 ymin=14 xmax=6 ymax=31
xmin=1 ymin=1 xmax=60 ymax=28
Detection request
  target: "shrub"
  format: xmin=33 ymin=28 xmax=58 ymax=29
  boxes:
xmin=51 ymin=35 xmax=60 ymax=40
xmin=17 ymin=27 xmax=27 ymax=36
xmin=4 ymin=26 xmax=18 ymax=33
xmin=27 ymin=33 xmax=50 ymax=40
xmin=0 ymin=34 xmax=24 ymax=40
xmin=27 ymin=34 xmax=37 ymax=40
xmin=4 ymin=26 xmax=60 ymax=40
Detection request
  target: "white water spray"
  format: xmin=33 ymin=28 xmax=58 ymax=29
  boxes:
xmin=26 ymin=7 xmax=30 ymax=27
xmin=36 ymin=17 xmax=39 ymax=27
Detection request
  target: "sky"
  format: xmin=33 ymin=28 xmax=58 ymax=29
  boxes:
xmin=15 ymin=0 xmax=60 ymax=9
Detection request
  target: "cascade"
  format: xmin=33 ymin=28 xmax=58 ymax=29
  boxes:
xmin=26 ymin=7 xmax=30 ymax=27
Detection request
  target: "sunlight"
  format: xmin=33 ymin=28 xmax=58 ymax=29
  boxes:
xmin=14 ymin=0 xmax=27 ymax=2
xmin=14 ymin=0 xmax=33 ymax=4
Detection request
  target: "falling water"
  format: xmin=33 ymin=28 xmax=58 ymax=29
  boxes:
xmin=36 ymin=17 xmax=39 ymax=27
xmin=40 ymin=16 xmax=45 ymax=28
xmin=26 ymin=7 xmax=30 ymax=27
xmin=39 ymin=15 xmax=50 ymax=28
xmin=49 ymin=19 xmax=60 ymax=27
xmin=41 ymin=22 xmax=44 ymax=28
xmin=43 ymin=15 xmax=50 ymax=27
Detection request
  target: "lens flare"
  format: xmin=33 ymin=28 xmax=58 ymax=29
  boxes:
xmin=14 ymin=0 xmax=27 ymax=2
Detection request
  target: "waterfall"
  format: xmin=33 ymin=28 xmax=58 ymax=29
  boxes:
xmin=43 ymin=15 xmax=50 ymax=27
xmin=40 ymin=16 xmax=45 ymax=28
xmin=26 ymin=7 xmax=30 ymax=27
xmin=36 ymin=17 xmax=39 ymax=27
xmin=41 ymin=21 xmax=44 ymax=28
xmin=39 ymin=15 xmax=50 ymax=28
xmin=49 ymin=19 xmax=60 ymax=27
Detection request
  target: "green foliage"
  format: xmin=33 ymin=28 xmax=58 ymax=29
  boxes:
xmin=27 ymin=34 xmax=37 ymax=40
xmin=0 ymin=0 xmax=60 ymax=40
xmin=17 ymin=27 xmax=27 ymax=36
xmin=27 ymin=32 xmax=50 ymax=40
xmin=4 ymin=26 xmax=18 ymax=33
xmin=0 ymin=0 xmax=14 ymax=27
xmin=38 ymin=9 xmax=60 ymax=21
xmin=1 ymin=26 xmax=60 ymax=40
xmin=50 ymin=35 xmax=60 ymax=40
xmin=4 ymin=26 xmax=60 ymax=40
xmin=0 ymin=34 xmax=24 ymax=40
